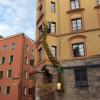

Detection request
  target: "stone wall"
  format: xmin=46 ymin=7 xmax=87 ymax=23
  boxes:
xmin=58 ymin=56 xmax=100 ymax=100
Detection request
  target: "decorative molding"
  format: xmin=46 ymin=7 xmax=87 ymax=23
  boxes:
xmin=67 ymin=8 xmax=85 ymax=14
xmin=94 ymin=5 xmax=100 ymax=9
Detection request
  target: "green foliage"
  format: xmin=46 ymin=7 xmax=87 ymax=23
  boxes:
xmin=41 ymin=24 xmax=64 ymax=92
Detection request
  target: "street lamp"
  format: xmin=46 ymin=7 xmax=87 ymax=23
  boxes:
xmin=57 ymin=82 xmax=62 ymax=91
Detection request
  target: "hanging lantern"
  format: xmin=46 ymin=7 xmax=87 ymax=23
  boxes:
xmin=57 ymin=82 xmax=62 ymax=91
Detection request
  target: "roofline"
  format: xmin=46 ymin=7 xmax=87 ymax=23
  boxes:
xmin=0 ymin=33 xmax=35 ymax=43
xmin=24 ymin=34 xmax=35 ymax=43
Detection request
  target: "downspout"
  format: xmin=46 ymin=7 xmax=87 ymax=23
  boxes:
xmin=58 ymin=0 xmax=61 ymax=65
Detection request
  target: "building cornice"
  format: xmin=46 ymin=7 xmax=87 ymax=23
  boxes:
xmin=47 ymin=28 xmax=100 ymax=37
xmin=62 ymin=55 xmax=100 ymax=62
xmin=94 ymin=5 xmax=100 ymax=9
xmin=35 ymin=28 xmax=100 ymax=45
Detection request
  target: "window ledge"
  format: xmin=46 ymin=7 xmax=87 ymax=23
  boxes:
xmin=72 ymin=56 xmax=86 ymax=60
xmin=75 ymin=85 xmax=89 ymax=88
xmin=71 ymin=30 xmax=84 ymax=33
xmin=67 ymin=8 xmax=85 ymax=14
xmin=94 ymin=5 xmax=100 ymax=9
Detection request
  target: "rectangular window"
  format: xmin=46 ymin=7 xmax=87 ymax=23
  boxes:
xmin=0 ymin=71 xmax=3 ymax=79
xmin=52 ymin=46 xmax=57 ymax=58
xmin=38 ymin=48 xmax=42 ymax=62
xmin=98 ymin=0 xmax=100 ymax=4
xmin=23 ymin=87 xmax=27 ymax=96
xmin=7 ymin=70 xmax=12 ymax=78
xmin=72 ymin=43 xmax=85 ymax=57
xmin=43 ymin=68 xmax=52 ymax=83
xmin=5 ymin=86 xmax=10 ymax=95
xmin=0 ymin=86 xmax=1 ymax=93
xmin=9 ymin=55 xmax=14 ymax=64
xmin=24 ymin=71 xmax=28 ymax=80
xmin=70 ymin=0 xmax=80 ymax=9
xmin=1 ymin=57 xmax=5 ymax=64
xmin=2 ymin=45 xmax=7 ymax=52
xmin=28 ymin=88 xmax=33 ymax=95
xmin=30 ymin=59 xmax=34 ymax=67
xmin=51 ymin=2 xmax=55 ymax=12
xmin=0 ymin=58 xmax=2 ymax=65
xmin=32 ymin=50 xmax=34 ymax=57
xmin=29 ymin=73 xmax=34 ymax=80
xmin=26 ymin=45 xmax=29 ymax=52
xmin=51 ymin=22 xmax=56 ymax=33
xmin=74 ymin=69 xmax=88 ymax=87
xmin=72 ymin=18 xmax=82 ymax=31
xmin=10 ymin=43 xmax=16 ymax=50
xmin=47 ymin=22 xmax=51 ymax=33
xmin=25 ymin=57 xmax=28 ymax=65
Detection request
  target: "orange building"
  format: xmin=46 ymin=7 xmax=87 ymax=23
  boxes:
xmin=0 ymin=33 xmax=36 ymax=100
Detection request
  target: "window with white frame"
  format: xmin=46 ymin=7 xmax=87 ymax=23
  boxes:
xmin=71 ymin=18 xmax=82 ymax=31
xmin=98 ymin=0 xmax=100 ymax=4
xmin=70 ymin=0 xmax=80 ymax=9
xmin=72 ymin=43 xmax=85 ymax=57
xmin=5 ymin=86 xmax=10 ymax=95
xmin=52 ymin=46 xmax=57 ymax=58
xmin=51 ymin=22 xmax=56 ymax=33
xmin=23 ymin=87 xmax=27 ymax=96
xmin=2 ymin=45 xmax=7 ymax=52
xmin=10 ymin=43 xmax=16 ymax=50
xmin=51 ymin=1 xmax=55 ymax=12
xmin=24 ymin=71 xmax=28 ymax=80
xmin=25 ymin=57 xmax=28 ymax=64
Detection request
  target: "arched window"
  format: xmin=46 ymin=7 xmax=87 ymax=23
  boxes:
xmin=68 ymin=35 xmax=87 ymax=58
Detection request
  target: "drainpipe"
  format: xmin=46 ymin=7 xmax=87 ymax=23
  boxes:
xmin=58 ymin=0 xmax=61 ymax=66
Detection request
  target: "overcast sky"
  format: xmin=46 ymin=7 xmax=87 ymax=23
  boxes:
xmin=0 ymin=0 xmax=36 ymax=40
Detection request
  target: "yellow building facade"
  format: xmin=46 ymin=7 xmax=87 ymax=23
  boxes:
xmin=36 ymin=0 xmax=100 ymax=61
xmin=35 ymin=0 xmax=100 ymax=100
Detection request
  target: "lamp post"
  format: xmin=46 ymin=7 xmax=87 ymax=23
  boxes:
xmin=57 ymin=82 xmax=62 ymax=91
